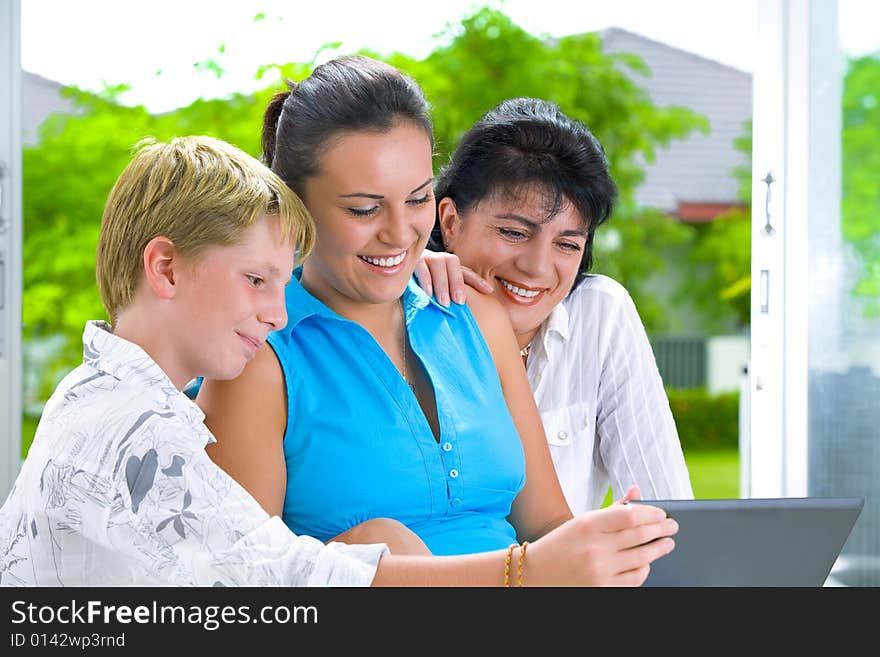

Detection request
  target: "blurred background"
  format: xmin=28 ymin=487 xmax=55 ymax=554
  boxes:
xmin=3 ymin=0 xmax=878 ymax=582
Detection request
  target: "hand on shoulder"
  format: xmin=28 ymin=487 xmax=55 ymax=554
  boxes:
xmin=414 ymin=250 xmax=494 ymax=306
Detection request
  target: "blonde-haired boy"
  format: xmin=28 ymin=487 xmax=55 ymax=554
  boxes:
xmin=0 ymin=136 xmax=387 ymax=585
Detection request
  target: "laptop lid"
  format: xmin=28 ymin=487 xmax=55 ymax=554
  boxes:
xmin=630 ymin=497 xmax=864 ymax=587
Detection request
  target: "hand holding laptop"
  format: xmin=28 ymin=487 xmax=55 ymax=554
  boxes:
xmin=524 ymin=486 xmax=679 ymax=586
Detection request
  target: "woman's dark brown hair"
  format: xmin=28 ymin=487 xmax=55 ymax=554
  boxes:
xmin=262 ymin=55 xmax=433 ymax=199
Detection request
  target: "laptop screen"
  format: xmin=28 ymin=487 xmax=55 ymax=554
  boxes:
xmin=629 ymin=497 xmax=864 ymax=586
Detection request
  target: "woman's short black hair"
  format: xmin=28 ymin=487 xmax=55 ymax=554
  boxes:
xmin=432 ymin=97 xmax=617 ymax=275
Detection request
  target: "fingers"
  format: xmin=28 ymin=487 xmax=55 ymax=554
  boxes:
xmin=412 ymin=259 xmax=433 ymax=299
xmin=613 ymin=517 xmax=679 ymax=550
xmin=414 ymin=251 xmax=484 ymax=306
xmin=613 ymin=537 xmax=676 ymax=579
xmin=447 ymin=260 xmax=467 ymax=305
xmin=462 ymin=266 xmax=494 ymax=295
xmin=590 ymin=502 xmax=668 ymax=533
xmin=613 ymin=564 xmax=652 ymax=587
xmin=425 ymin=254 xmax=467 ymax=306
xmin=604 ymin=516 xmax=677 ymax=582
xmin=614 ymin=485 xmax=641 ymax=505
xmin=427 ymin=257 xmax=451 ymax=306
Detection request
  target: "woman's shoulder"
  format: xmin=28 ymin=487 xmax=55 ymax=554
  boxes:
xmin=198 ymin=343 xmax=286 ymax=410
xmin=463 ymin=284 xmax=509 ymax=328
xmin=460 ymin=285 xmax=519 ymax=358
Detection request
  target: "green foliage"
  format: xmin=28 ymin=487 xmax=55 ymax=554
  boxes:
xmin=685 ymin=208 xmax=752 ymax=328
xmin=842 ymin=54 xmax=880 ymax=312
xmin=592 ymin=209 xmax=694 ymax=331
xmin=676 ymin=118 xmax=752 ymax=330
xmin=401 ymin=8 xmax=708 ymax=200
xmin=20 ymin=5 xmax=708 ymax=402
xmin=667 ymin=388 xmax=740 ymax=450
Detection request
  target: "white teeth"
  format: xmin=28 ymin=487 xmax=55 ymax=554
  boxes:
xmin=500 ymin=279 xmax=541 ymax=298
xmin=360 ymin=253 xmax=406 ymax=267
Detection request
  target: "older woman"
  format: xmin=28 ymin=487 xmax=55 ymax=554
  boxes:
xmin=420 ymin=97 xmax=693 ymax=513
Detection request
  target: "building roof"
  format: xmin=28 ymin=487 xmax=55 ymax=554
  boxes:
xmin=22 ymin=71 xmax=75 ymax=146
xmin=600 ymin=27 xmax=752 ymax=214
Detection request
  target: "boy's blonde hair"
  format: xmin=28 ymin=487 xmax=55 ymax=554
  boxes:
xmin=96 ymin=135 xmax=315 ymax=323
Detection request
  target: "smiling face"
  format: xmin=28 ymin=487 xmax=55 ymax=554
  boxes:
xmin=298 ymin=121 xmax=435 ymax=317
xmin=172 ymin=214 xmax=294 ymax=383
xmin=439 ymin=186 xmax=588 ymax=347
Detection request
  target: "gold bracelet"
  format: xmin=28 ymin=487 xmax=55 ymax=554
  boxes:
xmin=517 ymin=541 xmax=529 ymax=587
xmin=504 ymin=543 xmax=518 ymax=587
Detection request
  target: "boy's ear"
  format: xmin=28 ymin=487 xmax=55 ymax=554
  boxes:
xmin=437 ymin=197 xmax=463 ymax=254
xmin=142 ymin=236 xmax=181 ymax=300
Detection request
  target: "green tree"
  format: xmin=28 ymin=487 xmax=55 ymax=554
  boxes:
xmin=22 ymin=5 xmax=708 ymax=402
xmin=683 ymin=120 xmax=752 ymax=329
xmin=842 ymin=53 xmax=880 ymax=313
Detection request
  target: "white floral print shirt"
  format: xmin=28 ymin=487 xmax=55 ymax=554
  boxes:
xmin=0 ymin=321 xmax=387 ymax=586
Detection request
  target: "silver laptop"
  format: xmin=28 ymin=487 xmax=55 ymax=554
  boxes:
xmin=630 ymin=497 xmax=864 ymax=587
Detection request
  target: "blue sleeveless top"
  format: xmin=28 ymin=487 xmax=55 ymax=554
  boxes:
xmin=267 ymin=275 xmax=525 ymax=556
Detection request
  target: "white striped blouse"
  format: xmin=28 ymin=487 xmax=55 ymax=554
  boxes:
xmin=525 ymin=275 xmax=694 ymax=514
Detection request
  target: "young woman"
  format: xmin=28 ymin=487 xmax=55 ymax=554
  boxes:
xmin=421 ymin=97 xmax=693 ymax=513
xmin=197 ymin=56 xmax=676 ymax=584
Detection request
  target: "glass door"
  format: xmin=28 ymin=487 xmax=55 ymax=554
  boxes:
xmin=812 ymin=0 xmax=880 ymax=586
xmin=749 ymin=0 xmax=880 ymax=586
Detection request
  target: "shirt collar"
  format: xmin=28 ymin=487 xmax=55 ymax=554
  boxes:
xmin=282 ymin=270 xmax=338 ymax=329
xmin=540 ymin=296 xmax=571 ymax=346
xmin=402 ymin=277 xmax=456 ymax=324
xmin=283 ymin=269 xmax=456 ymax=330
xmin=82 ymin=320 xmax=208 ymax=433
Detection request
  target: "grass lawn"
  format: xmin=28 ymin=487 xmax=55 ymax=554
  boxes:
xmin=602 ymin=448 xmax=740 ymax=506
xmin=685 ymin=448 xmax=741 ymax=499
